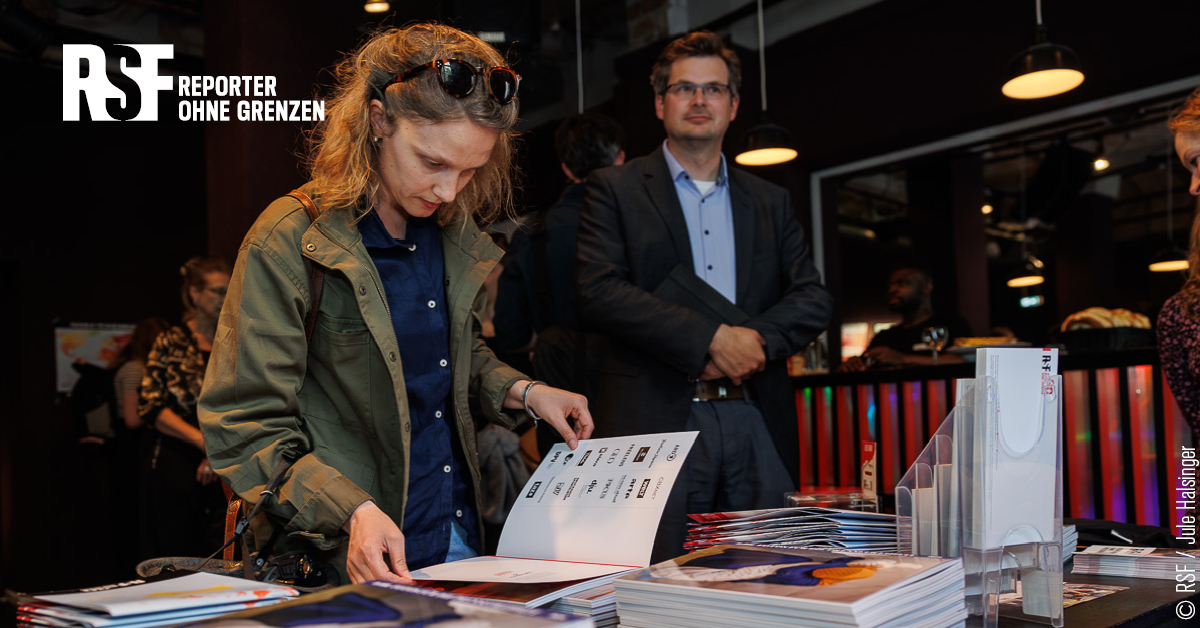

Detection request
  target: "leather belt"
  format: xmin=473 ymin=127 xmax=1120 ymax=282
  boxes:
xmin=692 ymin=380 xmax=753 ymax=402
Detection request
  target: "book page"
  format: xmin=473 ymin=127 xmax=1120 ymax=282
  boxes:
xmin=414 ymin=432 xmax=697 ymax=583
xmin=411 ymin=556 xmax=632 ymax=583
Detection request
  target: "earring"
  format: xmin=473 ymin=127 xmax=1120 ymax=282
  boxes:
xmin=372 ymin=135 xmax=381 ymax=144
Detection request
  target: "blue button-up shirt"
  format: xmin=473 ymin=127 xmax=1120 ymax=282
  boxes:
xmin=663 ymin=141 xmax=738 ymax=304
xmin=359 ymin=210 xmax=477 ymax=569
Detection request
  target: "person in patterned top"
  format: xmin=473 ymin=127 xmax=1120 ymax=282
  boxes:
xmin=1159 ymin=86 xmax=1200 ymax=427
xmin=137 ymin=256 xmax=231 ymax=560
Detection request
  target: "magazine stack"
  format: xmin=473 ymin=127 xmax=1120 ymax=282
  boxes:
xmin=1073 ymin=545 xmax=1200 ymax=579
xmin=1062 ymin=524 xmax=1078 ymax=561
xmin=546 ymin=584 xmax=618 ymax=628
xmin=15 ymin=573 xmax=298 ymax=628
xmin=685 ymin=507 xmax=897 ymax=552
xmin=171 ymin=581 xmax=592 ymax=628
xmin=613 ymin=545 xmax=966 ymax=628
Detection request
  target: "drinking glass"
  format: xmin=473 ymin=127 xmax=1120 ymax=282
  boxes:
xmin=922 ymin=326 xmax=949 ymax=365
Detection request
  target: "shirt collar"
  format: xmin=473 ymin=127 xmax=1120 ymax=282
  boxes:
xmin=662 ymin=140 xmax=728 ymax=186
xmin=360 ymin=208 xmax=431 ymax=250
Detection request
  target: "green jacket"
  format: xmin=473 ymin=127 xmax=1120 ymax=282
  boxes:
xmin=198 ymin=187 xmax=525 ymax=579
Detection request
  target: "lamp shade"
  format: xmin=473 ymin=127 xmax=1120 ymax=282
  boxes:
xmin=1001 ymin=27 xmax=1084 ymax=99
xmin=1148 ymin=248 xmax=1190 ymax=273
xmin=736 ymin=122 xmax=797 ymax=166
xmin=1007 ymin=255 xmax=1045 ymax=288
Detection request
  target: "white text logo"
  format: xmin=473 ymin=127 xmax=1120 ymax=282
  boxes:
xmin=63 ymin=44 xmax=173 ymax=121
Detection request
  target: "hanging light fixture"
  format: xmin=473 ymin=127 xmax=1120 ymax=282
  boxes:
xmin=1008 ymin=253 xmax=1046 ymax=287
xmin=1001 ymin=0 xmax=1084 ymax=100
xmin=735 ymin=0 xmax=797 ymax=166
xmin=1093 ymin=139 xmax=1109 ymax=170
xmin=1149 ymin=249 xmax=1189 ymax=272
xmin=1008 ymin=146 xmax=1045 ymax=287
xmin=1150 ymin=147 xmax=1191 ymax=272
xmin=363 ymin=2 xmax=390 ymax=13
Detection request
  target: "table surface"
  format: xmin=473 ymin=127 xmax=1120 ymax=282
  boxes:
xmin=997 ymin=570 xmax=1200 ymax=628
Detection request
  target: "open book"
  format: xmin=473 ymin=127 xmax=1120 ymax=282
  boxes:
xmin=410 ymin=432 xmax=697 ymax=606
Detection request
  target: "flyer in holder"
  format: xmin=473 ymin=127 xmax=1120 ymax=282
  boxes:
xmin=412 ymin=431 xmax=698 ymax=586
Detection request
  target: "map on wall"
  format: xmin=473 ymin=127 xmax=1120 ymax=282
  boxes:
xmin=55 ymin=323 xmax=134 ymax=393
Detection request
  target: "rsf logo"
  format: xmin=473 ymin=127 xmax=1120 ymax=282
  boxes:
xmin=62 ymin=44 xmax=174 ymax=121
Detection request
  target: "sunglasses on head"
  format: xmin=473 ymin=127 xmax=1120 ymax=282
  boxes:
xmin=383 ymin=58 xmax=521 ymax=105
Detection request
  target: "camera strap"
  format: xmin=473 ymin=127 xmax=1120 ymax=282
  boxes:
xmin=236 ymin=447 xmax=306 ymax=579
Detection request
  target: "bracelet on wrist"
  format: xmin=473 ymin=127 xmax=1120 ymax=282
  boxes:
xmin=522 ymin=380 xmax=546 ymax=428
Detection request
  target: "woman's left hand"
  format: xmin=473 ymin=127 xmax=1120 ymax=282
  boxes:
xmin=196 ymin=458 xmax=219 ymax=485
xmin=513 ymin=382 xmax=593 ymax=449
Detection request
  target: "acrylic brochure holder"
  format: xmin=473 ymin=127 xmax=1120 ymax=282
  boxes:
xmin=896 ymin=348 xmax=1063 ymax=628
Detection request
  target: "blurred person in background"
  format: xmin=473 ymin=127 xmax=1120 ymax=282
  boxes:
xmin=138 ymin=257 xmax=231 ymax=561
xmin=494 ymin=111 xmax=626 ymax=456
xmin=841 ymin=267 xmax=970 ymax=371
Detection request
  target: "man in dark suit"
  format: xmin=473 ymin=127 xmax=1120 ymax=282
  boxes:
xmin=576 ymin=31 xmax=832 ymax=561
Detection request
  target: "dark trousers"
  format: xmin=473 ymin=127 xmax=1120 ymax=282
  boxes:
xmin=138 ymin=436 xmax=227 ymax=561
xmin=650 ymin=398 xmax=796 ymax=564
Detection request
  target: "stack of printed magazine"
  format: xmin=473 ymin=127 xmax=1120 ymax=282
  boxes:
xmin=1062 ymin=524 xmax=1078 ymax=561
xmin=546 ymin=584 xmax=617 ymax=628
xmin=613 ymin=545 xmax=966 ymax=628
xmin=685 ymin=507 xmax=898 ymax=552
xmin=14 ymin=573 xmax=298 ymax=628
xmin=171 ymin=581 xmax=591 ymax=628
xmin=1072 ymin=545 xmax=1200 ymax=579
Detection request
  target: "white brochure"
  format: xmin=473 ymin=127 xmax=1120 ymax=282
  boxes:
xmin=412 ymin=431 xmax=698 ymax=583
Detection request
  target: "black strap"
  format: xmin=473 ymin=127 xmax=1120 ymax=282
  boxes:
xmin=238 ymin=447 xmax=307 ymax=579
xmin=287 ymin=189 xmax=324 ymax=345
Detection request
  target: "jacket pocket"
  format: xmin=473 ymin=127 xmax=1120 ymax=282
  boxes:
xmin=302 ymin=312 xmax=374 ymax=435
xmin=314 ymin=313 xmax=370 ymax=345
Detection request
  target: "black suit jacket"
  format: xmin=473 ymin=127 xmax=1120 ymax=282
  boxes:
xmin=576 ymin=146 xmax=832 ymax=486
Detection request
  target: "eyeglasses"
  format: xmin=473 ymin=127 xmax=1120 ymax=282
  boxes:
xmin=384 ymin=59 xmax=521 ymax=105
xmin=664 ymin=82 xmax=731 ymax=99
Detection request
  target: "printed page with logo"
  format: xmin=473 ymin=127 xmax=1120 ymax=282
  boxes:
xmin=412 ymin=432 xmax=698 ymax=586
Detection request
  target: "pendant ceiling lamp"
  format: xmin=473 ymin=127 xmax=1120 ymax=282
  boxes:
xmin=1007 ymin=253 xmax=1046 ymax=287
xmin=735 ymin=0 xmax=796 ymax=166
xmin=1008 ymin=147 xmax=1045 ymax=288
xmin=1001 ymin=0 xmax=1084 ymax=100
xmin=1149 ymin=148 xmax=1190 ymax=272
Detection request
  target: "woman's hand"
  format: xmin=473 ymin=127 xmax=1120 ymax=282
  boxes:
xmin=511 ymin=381 xmax=594 ymax=449
xmin=342 ymin=501 xmax=414 ymax=585
xmin=195 ymin=458 xmax=219 ymax=485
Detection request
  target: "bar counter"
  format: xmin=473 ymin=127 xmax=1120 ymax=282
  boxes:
xmin=792 ymin=348 xmax=1192 ymax=532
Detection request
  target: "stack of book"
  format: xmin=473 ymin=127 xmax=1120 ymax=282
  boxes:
xmin=15 ymin=573 xmax=298 ymax=628
xmin=1072 ymin=545 xmax=1200 ymax=579
xmin=547 ymin=584 xmax=617 ymax=628
xmin=173 ymin=581 xmax=591 ymax=628
xmin=685 ymin=507 xmax=898 ymax=552
xmin=1062 ymin=524 xmax=1078 ymax=561
xmin=613 ymin=545 xmax=966 ymax=628
xmin=414 ymin=572 xmax=631 ymax=610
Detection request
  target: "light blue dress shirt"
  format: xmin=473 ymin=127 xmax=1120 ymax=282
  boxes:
xmin=662 ymin=141 xmax=737 ymax=304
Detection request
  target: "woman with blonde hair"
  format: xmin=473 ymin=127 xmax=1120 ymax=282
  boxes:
xmin=1159 ymin=86 xmax=1200 ymax=426
xmin=140 ymin=256 xmax=231 ymax=560
xmin=199 ymin=24 xmax=592 ymax=585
